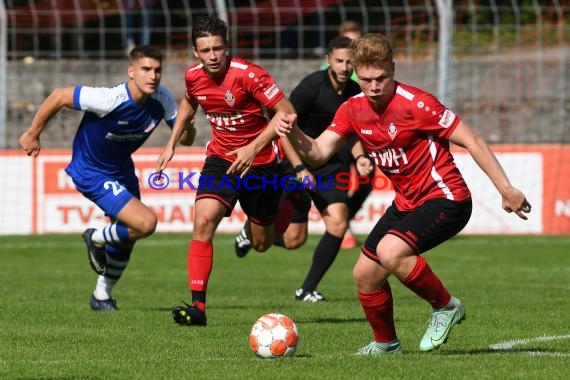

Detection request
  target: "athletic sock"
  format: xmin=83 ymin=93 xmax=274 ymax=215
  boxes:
xmin=358 ymin=282 xmax=397 ymax=343
xmin=274 ymin=197 xmax=294 ymax=237
xmin=300 ymin=231 xmax=342 ymax=291
xmin=188 ymin=240 xmax=213 ymax=312
xmin=91 ymin=222 xmax=130 ymax=245
xmin=93 ymin=244 xmax=131 ymax=299
xmin=401 ymin=255 xmax=451 ymax=309
xmin=94 ymin=275 xmax=117 ymax=300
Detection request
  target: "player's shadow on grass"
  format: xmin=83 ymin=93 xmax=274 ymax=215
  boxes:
xmin=299 ymin=317 xmax=367 ymax=324
xmin=435 ymin=346 xmax=566 ymax=356
xmin=147 ymin=303 xmax=289 ymax=312
xmin=149 ymin=306 xmax=179 ymax=311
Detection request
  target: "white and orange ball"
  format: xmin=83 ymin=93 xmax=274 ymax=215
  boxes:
xmin=249 ymin=313 xmax=299 ymax=359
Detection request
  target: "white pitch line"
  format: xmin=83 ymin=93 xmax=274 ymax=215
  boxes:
xmin=489 ymin=334 xmax=570 ymax=357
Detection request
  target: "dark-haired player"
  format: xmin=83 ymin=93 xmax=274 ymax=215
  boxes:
xmin=20 ymin=45 xmax=179 ymax=311
xmin=235 ymin=36 xmax=372 ymax=304
xmin=156 ymin=14 xmax=306 ymax=326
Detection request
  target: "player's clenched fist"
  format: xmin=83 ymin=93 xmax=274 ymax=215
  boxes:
xmin=273 ymin=112 xmax=297 ymax=137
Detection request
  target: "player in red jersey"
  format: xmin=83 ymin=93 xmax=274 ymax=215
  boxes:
xmin=155 ymin=14 xmax=306 ymax=327
xmin=274 ymin=33 xmax=532 ymax=354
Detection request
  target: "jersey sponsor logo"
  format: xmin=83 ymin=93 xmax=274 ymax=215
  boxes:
xmin=360 ymin=129 xmax=372 ymax=135
xmin=118 ymin=120 xmax=129 ymax=125
xmin=224 ymin=90 xmax=236 ymax=107
xmin=264 ymin=83 xmax=280 ymax=100
xmin=206 ymin=111 xmax=245 ymax=128
xmin=388 ymin=122 xmax=397 ymax=139
xmin=197 ymin=95 xmax=207 ymax=101
xmin=105 ymin=132 xmax=147 ymax=141
xmin=370 ymin=147 xmax=409 ymax=168
xmin=438 ymin=109 xmax=456 ymax=128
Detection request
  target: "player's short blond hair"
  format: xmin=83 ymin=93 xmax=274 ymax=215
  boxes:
xmin=338 ymin=20 xmax=362 ymax=38
xmin=350 ymin=33 xmax=393 ymax=70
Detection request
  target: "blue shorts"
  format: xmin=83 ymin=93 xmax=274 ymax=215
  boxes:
xmin=66 ymin=168 xmax=140 ymax=219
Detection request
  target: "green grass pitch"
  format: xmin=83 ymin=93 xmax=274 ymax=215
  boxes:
xmin=1 ymin=234 xmax=569 ymax=379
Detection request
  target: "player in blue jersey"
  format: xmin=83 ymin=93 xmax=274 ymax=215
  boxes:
xmin=19 ymin=45 xmax=184 ymax=311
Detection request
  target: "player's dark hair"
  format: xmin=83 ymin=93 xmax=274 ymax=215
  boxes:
xmin=327 ymin=36 xmax=352 ymax=54
xmin=129 ymin=45 xmax=163 ymax=64
xmin=191 ymin=14 xmax=228 ymax=47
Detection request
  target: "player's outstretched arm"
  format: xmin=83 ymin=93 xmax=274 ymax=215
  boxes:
xmin=280 ymin=137 xmax=315 ymax=185
xmin=20 ymin=86 xmax=75 ymax=157
xmin=449 ymin=120 xmax=532 ymax=220
xmin=178 ymin=118 xmax=196 ymax=146
xmin=284 ymin=118 xmax=344 ymax=169
xmin=156 ymin=96 xmax=197 ymax=172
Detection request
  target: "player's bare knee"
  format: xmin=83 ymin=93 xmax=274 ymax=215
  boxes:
xmin=376 ymin=251 xmax=399 ymax=272
xmin=352 ymin=265 xmax=369 ymax=289
xmin=137 ymin=215 xmax=157 ymax=238
xmin=285 ymin=240 xmax=302 ymax=249
xmin=253 ymin=240 xmax=271 ymax=252
xmin=193 ymin=216 xmax=215 ymax=235
xmin=284 ymin=235 xmax=306 ymax=249
xmin=324 ymin=216 xmax=348 ymax=237
xmin=328 ymin=222 xmax=348 ymax=237
xmin=353 ymin=265 xmax=385 ymax=291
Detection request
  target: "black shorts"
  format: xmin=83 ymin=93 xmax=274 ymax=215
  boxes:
xmin=362 ymin=198 xmax=472 ymax=262
xmin=196 ymin=156 xmax=282 ymax=226
xmin=282 ymin=157 xmax=350 ymax=223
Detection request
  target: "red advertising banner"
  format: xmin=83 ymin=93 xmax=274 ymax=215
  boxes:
xmin=1 ymin=145 xmax=568 ymax=235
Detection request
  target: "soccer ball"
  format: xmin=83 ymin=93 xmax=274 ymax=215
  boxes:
xmin=249 ymin=313 xmax=299 ymax=359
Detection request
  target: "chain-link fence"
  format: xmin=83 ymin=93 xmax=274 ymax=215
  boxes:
xmin=1 ymin=0 xmax=569 ymax=148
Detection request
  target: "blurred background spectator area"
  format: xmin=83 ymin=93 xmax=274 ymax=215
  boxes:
xmin=0 ymin=0 xmax=568 ymax=149
xmin=5 ymin=1 xmax=567 ymax=59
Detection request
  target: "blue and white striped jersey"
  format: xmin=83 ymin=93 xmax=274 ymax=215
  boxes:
xmin=65 ymin=82 xmax=177 ymax=179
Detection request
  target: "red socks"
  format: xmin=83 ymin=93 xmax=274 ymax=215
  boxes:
xmin=402 ymin=256 xmax=451 ymax=309
xmin=358 ymin=256 xmax=452 ymax=343
xmin=187 ymin=240 xmax=213 ymax=312
xmin=358 ymin=283 xmax=397 ymax=343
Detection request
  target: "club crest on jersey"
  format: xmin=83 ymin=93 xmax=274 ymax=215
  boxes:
xmin=224 ymin=90 xmax=236 ymax=107
xmin=388 ymin=122 xmax=398 ymax=139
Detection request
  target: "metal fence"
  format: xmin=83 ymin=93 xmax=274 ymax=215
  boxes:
xmin=0 ymin=0 xmax=569 ymax=149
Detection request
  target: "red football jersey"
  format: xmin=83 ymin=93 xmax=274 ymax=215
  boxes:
xmin=184 ymin=56 xmax=285 ymax=166
xmin=329 ymin=82 xmax=471 ymax=211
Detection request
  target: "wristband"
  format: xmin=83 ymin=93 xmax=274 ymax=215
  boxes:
xmin=293 ymin=163 xmax=306 ymax=173
xmin=355 ymin=154 xmax=372 ymax=163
